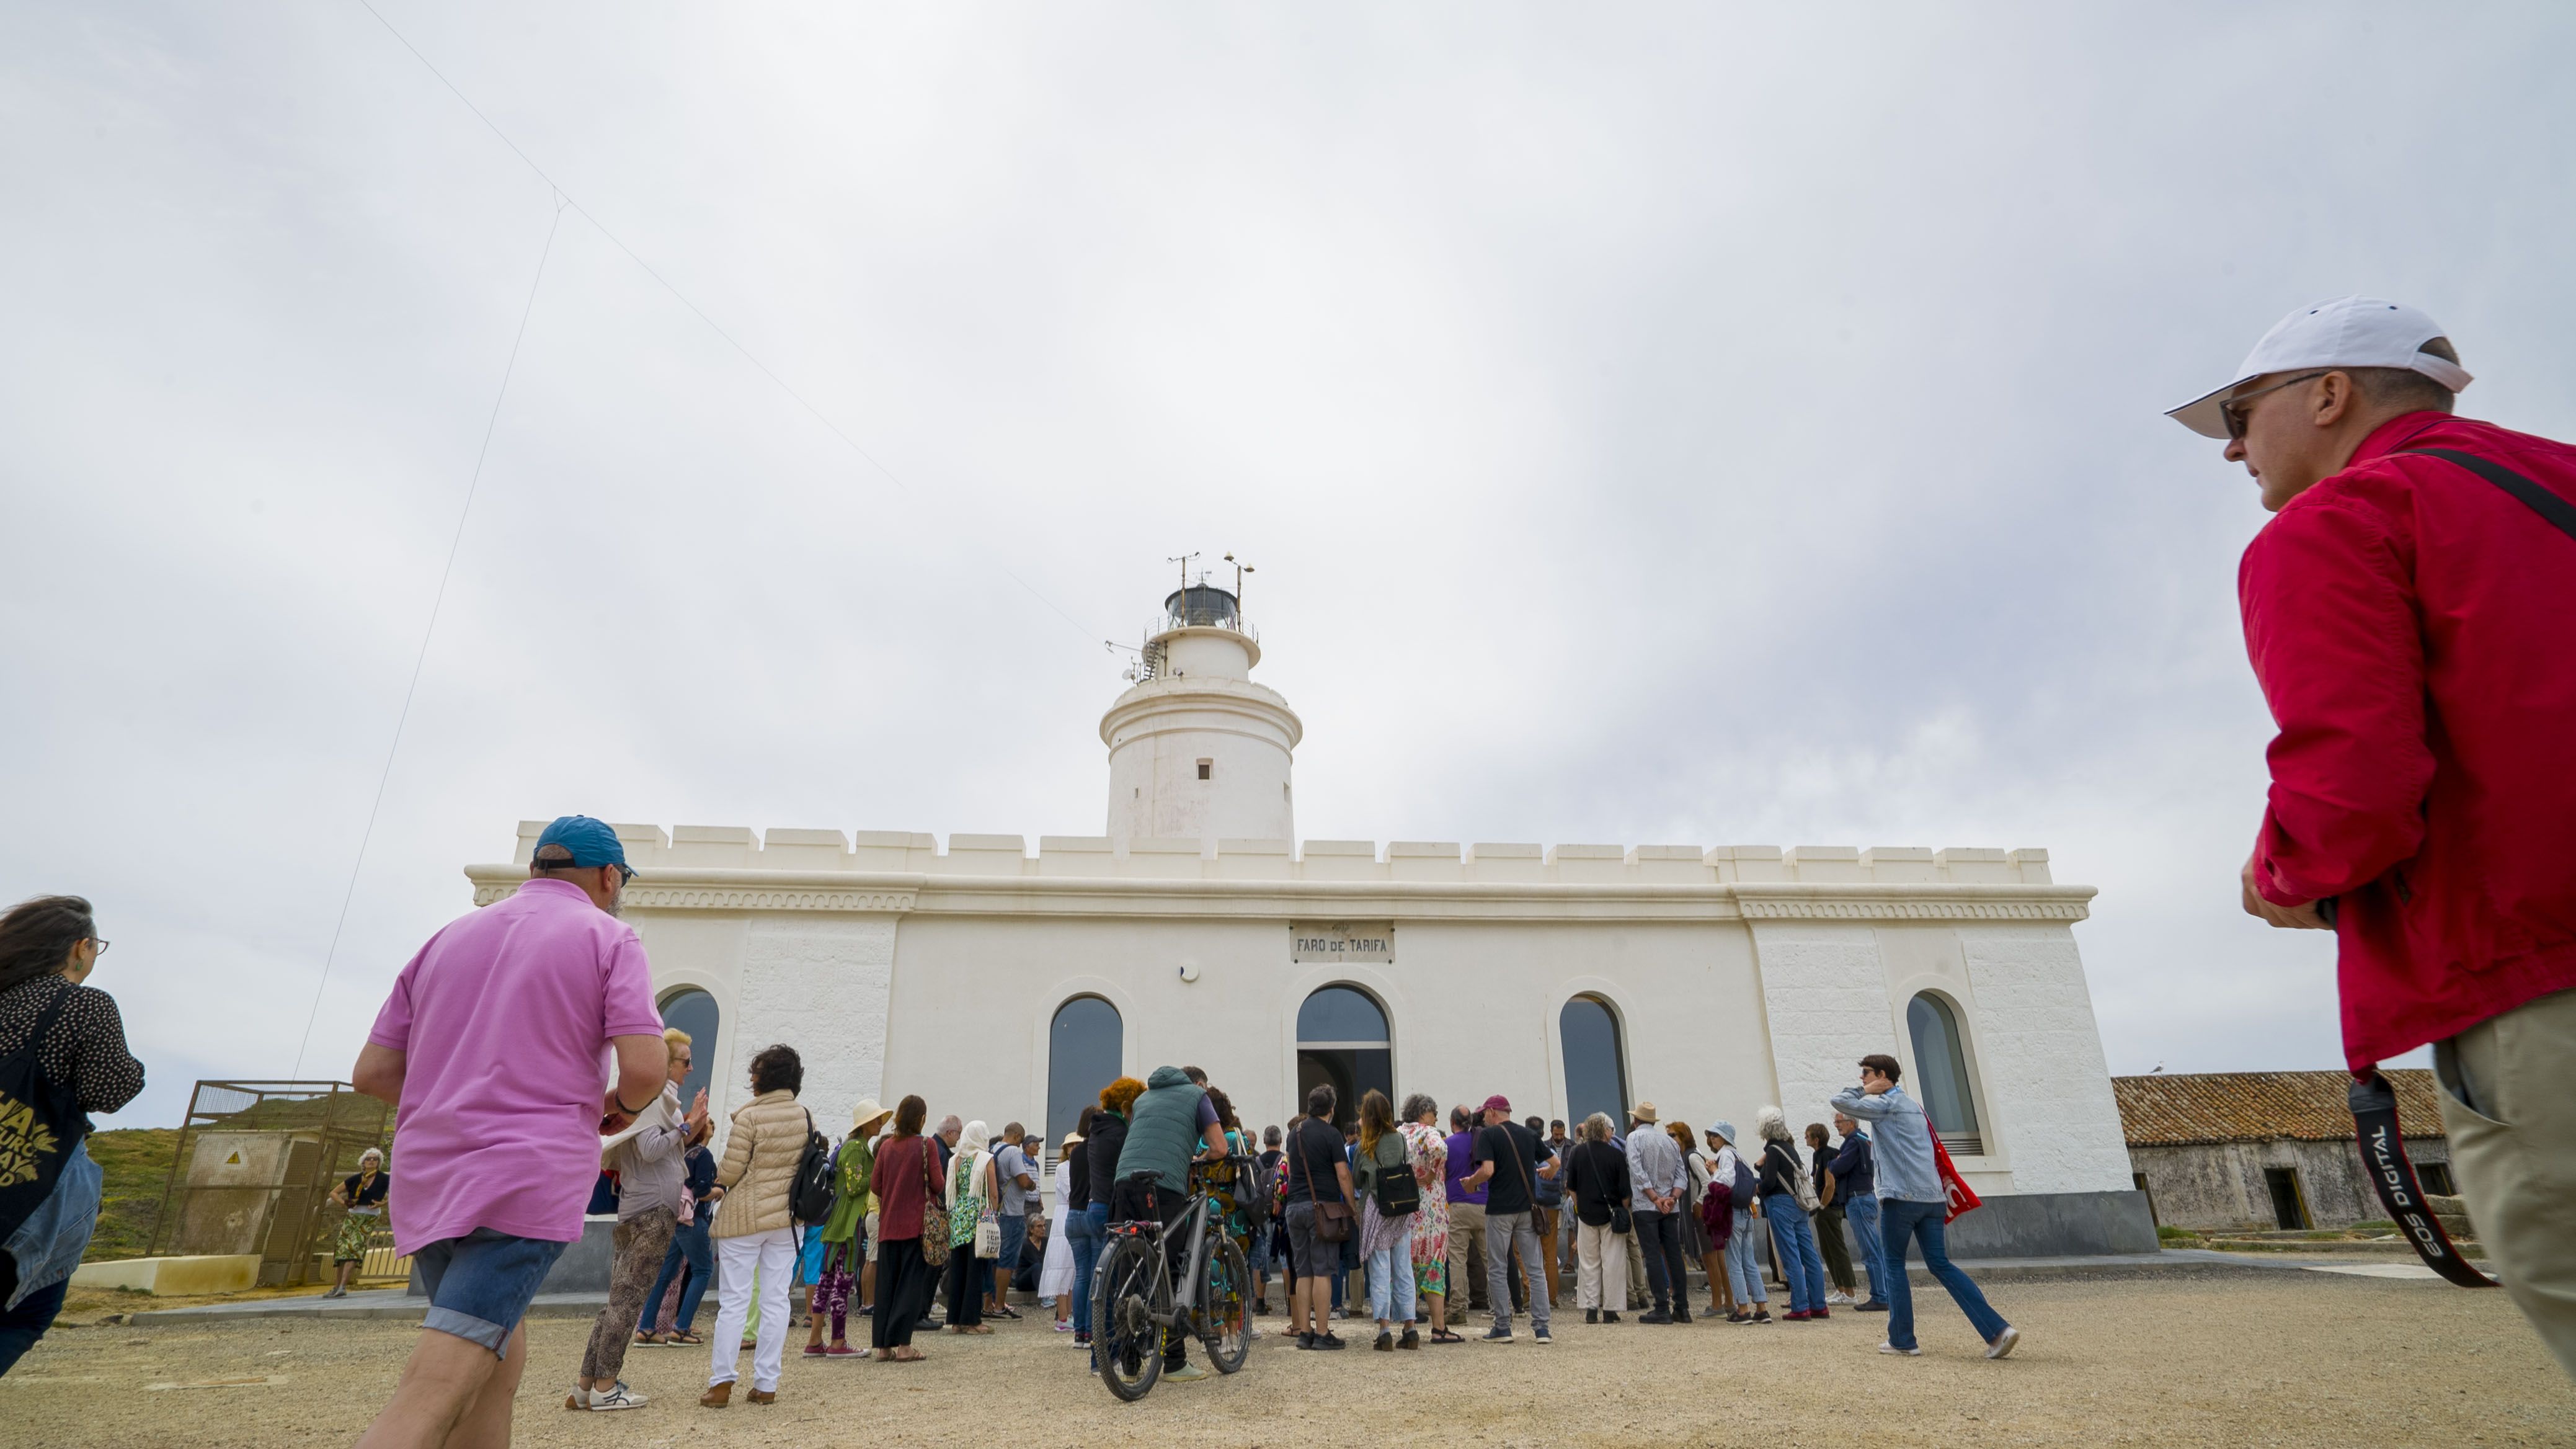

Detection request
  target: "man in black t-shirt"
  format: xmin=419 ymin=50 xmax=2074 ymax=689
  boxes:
xmin=1279 ymin=1087 xmax=1357 ymax=1349
xmin=1462 ymin=1094 xmax=1557 ymax=1343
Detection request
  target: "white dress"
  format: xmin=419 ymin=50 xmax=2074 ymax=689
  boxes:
xmin=1038 ymin=1156 xmax=1077 ymax=1298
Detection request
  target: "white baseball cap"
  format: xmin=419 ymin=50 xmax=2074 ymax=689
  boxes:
xmin=2167 ymin=295 xmax=2471 ymax=439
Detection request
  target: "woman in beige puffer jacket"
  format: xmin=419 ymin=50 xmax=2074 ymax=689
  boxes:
xmin=703 ymin=1045 xmax=812 ymax=1406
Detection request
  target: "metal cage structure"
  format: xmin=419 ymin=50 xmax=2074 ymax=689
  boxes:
xmin=146 ymin=1080 xmax=395 ymax=1288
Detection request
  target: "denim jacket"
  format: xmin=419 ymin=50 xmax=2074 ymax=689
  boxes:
xmin=5 ymin=1137 xmax=101 ymax=1308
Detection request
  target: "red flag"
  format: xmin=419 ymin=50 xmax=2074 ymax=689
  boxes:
xmin=1932 ymin=1133 xmax=1981 ymax=1223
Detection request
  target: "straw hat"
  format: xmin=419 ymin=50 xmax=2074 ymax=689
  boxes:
xmin=850 ymin=1097 xmax=891 ymax=1134
xmin=1631 ymin=1101 xmax=1659 ymax=1124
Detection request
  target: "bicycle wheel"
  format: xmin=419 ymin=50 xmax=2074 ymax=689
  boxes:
xmin=1091 ymin=1233 xmax=1165 ymax=1402
xmin=1199 ymin=1236 xmax=1252 ymax=1374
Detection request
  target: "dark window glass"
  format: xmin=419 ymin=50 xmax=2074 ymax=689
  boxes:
xmin=657 ymin=988 xmax=719 ymax=1107
xmin=1296 ymin=986 xmax=1389 ymax=1044
xmin=1906 ymin=993 xmax=1981 ymax=1136
xmin=1047 ymin=996 xmax=1123 ymax=1146
xmin=1559 ymin=995 xmax=1628 ymax=1130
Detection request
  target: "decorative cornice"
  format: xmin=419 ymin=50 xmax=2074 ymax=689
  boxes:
xmin=474 ymin=880 xmax=915 ymax=913
xmin=465 ymin=866 xmax=2090 ymax=924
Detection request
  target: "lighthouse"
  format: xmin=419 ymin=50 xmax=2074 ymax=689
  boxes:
xmin=1099 ymin=574 xmax=1302 ymax=845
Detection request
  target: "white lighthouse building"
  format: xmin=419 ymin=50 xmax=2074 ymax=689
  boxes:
xmin=464 ymin=573 xmax=2151 ymax=1259
xmin=1102 ymin=582 xmax=1300 ymax=847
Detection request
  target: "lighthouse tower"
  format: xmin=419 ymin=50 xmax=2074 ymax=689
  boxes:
xmin=1101 ymin=576 xmax=1302 ymax=845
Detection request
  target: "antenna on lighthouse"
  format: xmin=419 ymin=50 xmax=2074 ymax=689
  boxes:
xmin=1224 ymin=552 xmax=1256 ymax=609
xmin=1168 ymin=552 xmax=1199 ymax=592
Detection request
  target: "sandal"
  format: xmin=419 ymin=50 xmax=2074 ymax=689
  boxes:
xmin=665 ymin=1331 xmax=703 ymax=1346
xmin=1429 ymin=1329 xmax=1466 ymax=1344
xmin=892 ymin=1347 xmax=926 ymax=1362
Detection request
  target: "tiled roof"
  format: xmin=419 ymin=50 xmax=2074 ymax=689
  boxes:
xmin=2112 ymin=1069 xmax=2446 ymax=1147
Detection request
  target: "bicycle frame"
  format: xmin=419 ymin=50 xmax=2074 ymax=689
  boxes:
xmin=1114 ymin=1155 xmax=1248 ymax=1332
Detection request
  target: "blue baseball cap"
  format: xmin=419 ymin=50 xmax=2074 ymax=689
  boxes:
xmin=533 ymin=815 xmax=634 ymax=878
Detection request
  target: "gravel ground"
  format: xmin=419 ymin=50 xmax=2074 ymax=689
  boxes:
xmin=7 ymin=1265 xmax=2569 ymax=1447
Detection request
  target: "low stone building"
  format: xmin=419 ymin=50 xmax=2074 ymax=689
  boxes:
xmin=2115 ymin=1070 xmax=2453 ymax=1231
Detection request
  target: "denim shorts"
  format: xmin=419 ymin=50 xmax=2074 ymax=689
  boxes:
xmin=412 ymin=1228 xmax=569 ymax=1357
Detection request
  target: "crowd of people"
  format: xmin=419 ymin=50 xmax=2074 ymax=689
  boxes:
xmin=301 ymin=814 xmax=2032 ymax=1440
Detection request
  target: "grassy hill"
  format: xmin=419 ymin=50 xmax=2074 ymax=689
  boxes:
xmin=84 ymin=1126 xmax=180 ymax=1261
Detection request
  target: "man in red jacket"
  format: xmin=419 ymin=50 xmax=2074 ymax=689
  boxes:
xmin=2173 ymin=296 xmax=2576 ymax=1376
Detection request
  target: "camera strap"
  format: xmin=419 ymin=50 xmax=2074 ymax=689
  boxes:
xmin=2347 ymin=1071 xmax=2496 ymax=1288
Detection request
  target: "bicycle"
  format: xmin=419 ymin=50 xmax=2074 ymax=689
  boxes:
xmin=1090 ymin=1155 xmax=1255 ymax=1402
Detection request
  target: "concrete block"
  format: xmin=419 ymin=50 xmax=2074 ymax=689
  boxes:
xmin=1627 ymin=845 xmax=1710 ymax=883
xmin=1298 ymin=840 xmax=1382 ymax=881
xmin=1466 ymin=843 xmax=1544 ymax=881
xmin=1786 ymin=845 xmax=1867 ymax=882
xmin=2009 ymin=848 xmax=2052 ymax=884
xmin=665 ymin=825 xmax=758 ymax=867
xmin=1387 ymin=842 xmax=1462 ymax=882
xmin=943 ymin=834 xmax=1028 ymax=875
xmin=760 ymin=828 xmax=851 ymax=868
xmin=1214 ymin=839 xmax=1293 ymax=880
xmin=72 ymin=1254 xmax=260 ymax=1296
xmin=1037 ymin=836 xmax=1117 ymax=876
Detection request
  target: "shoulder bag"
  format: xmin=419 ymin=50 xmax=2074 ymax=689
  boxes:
xmin=1372 ymin=1133 xmax=1420 ymax=1216
xmin=918 ymin=1141 xmax=952 ymax=1268
xmin=1300 ymin=1130 xmax=1354 ymax=1243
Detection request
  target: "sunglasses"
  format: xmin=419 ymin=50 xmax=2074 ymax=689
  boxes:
xmin=2220 ymin=372 xmax=2329 ymax=441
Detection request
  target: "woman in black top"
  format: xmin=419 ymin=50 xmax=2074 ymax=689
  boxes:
xmin=1558 ymin=1113 xmax=1633 ymax=1322
xmin=0 ymin=895 xmax=145 ymax=1376
xmin=324 ymin=1148 xmax=392 ymax=1298
xmin=1073 ymin=1079 xmax=1141 ymax=1350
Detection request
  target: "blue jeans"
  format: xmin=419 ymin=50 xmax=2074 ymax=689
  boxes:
xmin=1366 ymin=1242 xmax=1418 ymax=1324
xmin=1844 ymin=1192 xmax=1888 ymax=1304
xmin=1767 ymin=1202 xmax=1828 ymax=1313
xmin=1068 ymin=1205 xmax=1108 ymax=1334
xmin=994 ymin=1213 xmax=1028 ymax=1299
xmin=1722 ymin=1208 xmax=1768 ymax=1304
xmin=1881 ymin=1197 xmax=2009 ymax=1350
xmin=644 ymin=1218 xmax=716 ymax=1334
xmin=0 ymin=1264 xmax=70 ymax=1377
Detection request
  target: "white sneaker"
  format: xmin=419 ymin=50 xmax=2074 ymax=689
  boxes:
xmin=1878 ymin=1342 xmax=1923 ymax=1356
xmin=1984 ymin=1326 xmax=2020 ymax=1360
xmin=588 ymin=1384 xmax=649 ymax=1411
xmin=1826 ymin=1290 xmax=1855 ymax=1305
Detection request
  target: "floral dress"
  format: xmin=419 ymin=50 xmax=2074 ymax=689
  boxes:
xmin=1399 ymin=1121 xmax=1449 ymax=1298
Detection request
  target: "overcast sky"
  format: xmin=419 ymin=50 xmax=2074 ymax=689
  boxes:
xmin=7 ymin=4 xmax=2573 ymax=1128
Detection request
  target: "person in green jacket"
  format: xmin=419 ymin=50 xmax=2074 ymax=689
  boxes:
xmin=805 ymin=1099 xmax=890 ymax=1357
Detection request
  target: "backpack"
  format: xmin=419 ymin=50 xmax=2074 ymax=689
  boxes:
xmin=790 ymin=1112 xmax=837 ymax=1225
xmin=1730 ymin=1151 xmax=1757 ymax=1204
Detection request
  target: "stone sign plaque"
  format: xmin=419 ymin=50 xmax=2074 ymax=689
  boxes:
xmin=1291 ymin=922 xmax=1393 ymax=964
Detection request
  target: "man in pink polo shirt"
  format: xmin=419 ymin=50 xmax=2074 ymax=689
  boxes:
xmin=350 ymin=816 xmax=668 ymax=1447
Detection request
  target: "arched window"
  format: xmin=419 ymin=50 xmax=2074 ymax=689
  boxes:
xmin=657 ymin=988 xmax=719 ymax=1108
xmin=1296 ymin=986 xmax=1392 ymax=1133
xmin=1047 ymin=996 xmax=1124 ymax=1147
xmin=1558 ymin=994 xmax=1629 ymax=1131
xmin=1906 ymin=992 xmax=1984 ymax=1155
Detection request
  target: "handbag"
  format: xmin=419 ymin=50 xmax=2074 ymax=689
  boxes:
xmin=1370 ymin=1133 xmax=1421 ymax=1216
xmin=918 ymin=1143 xmax=951 ymax=1268
xmin=1299 ymin=1132 xmax=1354 ymax=1243
xmin=975 ymin=1213 xmax=1003 ymax=1259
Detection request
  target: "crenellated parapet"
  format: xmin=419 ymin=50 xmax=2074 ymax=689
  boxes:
xmin=468 ymin=822 xmax=2082 ymax=922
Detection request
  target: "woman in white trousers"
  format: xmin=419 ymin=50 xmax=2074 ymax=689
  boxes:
xmin=701 ymin=1045 xmax=811 ymax=1408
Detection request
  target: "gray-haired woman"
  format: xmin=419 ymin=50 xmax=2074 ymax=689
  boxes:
xmin=325 ymin=1148 xmax=391 ymax=1298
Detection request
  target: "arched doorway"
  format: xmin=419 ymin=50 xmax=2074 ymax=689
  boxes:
xmin=1296 ymin=985 xmax=1391 ymax=1133
xmin=1047 ymin=996 xmax=1124 ymax=1147
xmin=1558 ymin=994 xmax=1628 ymax=1131
xmin=1906 ymin=992 xmax=1984 ymax=1155
xmin=657 ymin=987 xmax=719 ymax=1108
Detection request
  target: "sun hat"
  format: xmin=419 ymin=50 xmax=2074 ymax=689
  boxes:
xmin=2166 ymin=295 xmax=2471 ymax=439
xmin=1480 ymin=1094 xmax=1512 ymax=1115
xmin=850 ymin=1097 xmax=890 ymax=1134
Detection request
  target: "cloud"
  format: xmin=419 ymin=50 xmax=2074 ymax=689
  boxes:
xmin=3 ymin=2 xmax=2560 ymax=1123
